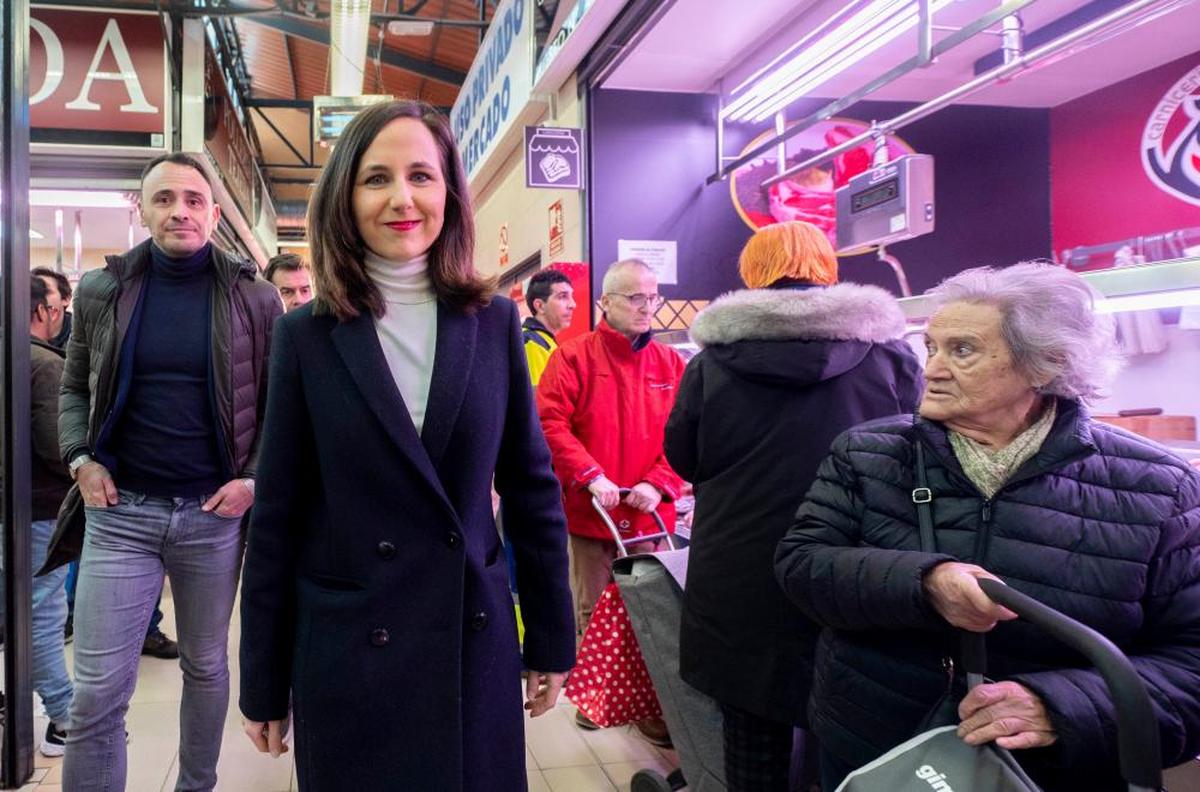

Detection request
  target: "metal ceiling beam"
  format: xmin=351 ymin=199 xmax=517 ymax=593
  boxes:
xmin=241 ymin=14 xmax=466 ymax=86
xmin=368 ymin=12 xmax=488 ymax=28
xmin=246 ymin=98 xmax=312 ymax=108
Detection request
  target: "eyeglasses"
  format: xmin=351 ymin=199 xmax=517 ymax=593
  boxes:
xmin=607 ymin=292 xmax=664 ymax=309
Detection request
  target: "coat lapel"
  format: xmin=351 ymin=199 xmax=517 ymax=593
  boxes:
xmin=331 ymin=313 xmax=453 ymax=511
xmin=421 ymin=303 xmax=477 ymax=469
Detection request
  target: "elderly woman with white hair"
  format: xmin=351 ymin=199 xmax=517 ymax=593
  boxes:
xmin=775 ymin=262 xmax=1200 ymax=791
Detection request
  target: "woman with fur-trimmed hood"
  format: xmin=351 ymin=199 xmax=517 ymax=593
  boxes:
xmin=664 ymin=221 xmax=922 ymax=791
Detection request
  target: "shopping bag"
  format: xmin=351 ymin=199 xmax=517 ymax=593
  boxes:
xmin=836 ymin=725 xmax=1042 ymax=791
xmin=565 ymin=582 xmax=663 ymax=728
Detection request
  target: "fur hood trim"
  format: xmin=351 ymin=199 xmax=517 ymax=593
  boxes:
xmin=690 ymin=283 xmax=907 ymax=347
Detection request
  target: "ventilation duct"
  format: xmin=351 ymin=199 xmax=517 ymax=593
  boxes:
xmin=330 ymin=0 xmax=371 ymax=96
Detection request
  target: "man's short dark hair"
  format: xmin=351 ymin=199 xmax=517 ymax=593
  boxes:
xmin=31 ymin=267 xmax=71 ymax=301
xmin=140 ymin=152 xmax=213 ymax=192
xmin=31 ymin=275 xmax=50 ymax=321
xmin=526 ymin=269 xmax=572 ymax=315
xmin=265 ymin=253 xmax=307 ymax=284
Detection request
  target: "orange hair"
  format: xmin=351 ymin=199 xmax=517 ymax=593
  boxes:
xmin=738 ymin=221 xmax=838 ymax=289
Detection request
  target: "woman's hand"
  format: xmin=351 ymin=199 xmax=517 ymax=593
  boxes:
xmin=923 ymin=562 xmax=1018 ymax=632
xmin=958 ymin=681 xmax=1057 ymax=749
xmin=524 ymin=670 xmax=568 ymax=717
xmin=244 ymin=718 xmax=290 ymax=758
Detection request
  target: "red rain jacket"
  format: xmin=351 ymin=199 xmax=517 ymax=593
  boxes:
xmin=536 ymin=320 xmax=685 ymax=541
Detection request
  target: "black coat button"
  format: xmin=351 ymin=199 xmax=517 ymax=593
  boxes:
xmin=370 ymin=628 xmax=390 ymax=647
xmin=446 ymin=533 xmax=462 ymax=549
xmin=377 ymin=541 xmax=397 ymax=559
xmin=470 ymin=611 xmax=488 ymax=632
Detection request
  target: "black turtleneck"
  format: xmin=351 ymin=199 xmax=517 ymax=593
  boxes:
xmin=108 ymin=242 xmax=225 ymax=497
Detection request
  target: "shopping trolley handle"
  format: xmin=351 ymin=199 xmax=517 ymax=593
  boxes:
xmin=589 ymin=487 xmax=676 ymax=558
xmin=977 ymin=578 xmax=1162 ymax=791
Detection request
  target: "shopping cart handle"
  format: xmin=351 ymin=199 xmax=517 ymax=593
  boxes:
xmin=977 ymin=578 xmax=1162 ymax=790
xmin=589 ymin=487 xmax=674 ymax=559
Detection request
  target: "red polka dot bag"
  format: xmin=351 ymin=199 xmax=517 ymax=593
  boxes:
xmin=565 ymin=582 xmax=663 ymax=727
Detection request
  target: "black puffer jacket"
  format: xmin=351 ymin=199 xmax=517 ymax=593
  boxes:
xmin=774 ymin=402 xmax=1200 ymax=790
xmin=664 ymin=283 xmax=922 ymax=726
xmin=43 ymin=240 xmax=282 ymax=572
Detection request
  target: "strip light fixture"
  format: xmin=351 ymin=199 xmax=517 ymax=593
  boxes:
xmin=1093 ymin=289 xmax=1200 ymax=314
xmin=724 ymin=0 xmax=954 ymax=124
xmin=330 ymin=0 xmax=372 ymax=96
xmin=31 ymin=190 xmax=134 ymax=209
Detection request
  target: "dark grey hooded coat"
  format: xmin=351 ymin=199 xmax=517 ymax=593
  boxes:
xmin=664 ymin=283 xmax=922 ymax=725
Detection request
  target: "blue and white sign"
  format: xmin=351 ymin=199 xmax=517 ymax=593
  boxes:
xmin=449 ymin=0 xmax=533 ymax=182
xmin=525 ymin=126 xmax=584 ymax=190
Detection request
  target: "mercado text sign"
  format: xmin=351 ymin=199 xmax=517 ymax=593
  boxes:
xmin=449 ymin=0 xmax=533 ymax=181
xmin=29 ymin=6 xmax=167 ymax=147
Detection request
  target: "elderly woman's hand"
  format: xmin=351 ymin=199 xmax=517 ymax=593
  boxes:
xmin=958 ymin=681 xmax=1057 ymax=749
xmin=923 ymin=562 xmax=1018 ymax=632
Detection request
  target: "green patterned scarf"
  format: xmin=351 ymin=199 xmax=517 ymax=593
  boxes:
xmin=948 ymin=400 xmax=1057 ymax=499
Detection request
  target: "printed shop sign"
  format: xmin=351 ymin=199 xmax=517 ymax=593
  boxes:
xmin=526 ymin=126 xmax=584 ymax=189
xmin=29 ymin=6 xmax=168 ymax=148
xmin=1142 ymin=62 xmax=1200 ymax=206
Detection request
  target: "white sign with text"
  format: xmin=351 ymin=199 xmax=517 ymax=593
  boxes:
xmin=617 ymin=239 xmax=677 ymax=285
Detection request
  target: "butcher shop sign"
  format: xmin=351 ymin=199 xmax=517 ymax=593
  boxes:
xmin=1142 ymin=61 xmax=1200 ymax=207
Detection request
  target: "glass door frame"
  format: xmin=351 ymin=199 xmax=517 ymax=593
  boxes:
xmin=2 ymin=0 xmax=36 ymax=785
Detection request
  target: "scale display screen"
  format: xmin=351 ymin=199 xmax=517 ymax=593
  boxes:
xmin=850 ymin=178 xmax=899 ymax=214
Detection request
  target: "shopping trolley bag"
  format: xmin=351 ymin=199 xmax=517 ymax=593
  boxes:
xmin=565 ymin=490 xmax=679 ymax=728
xmin=836 ymin=578 xmax=1163 ymax=792
xmin=565 ymin=582 xmax=663 ymax=728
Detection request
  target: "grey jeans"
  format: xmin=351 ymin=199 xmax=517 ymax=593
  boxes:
xmin=64 ymin=490 xmax=243 ymax=792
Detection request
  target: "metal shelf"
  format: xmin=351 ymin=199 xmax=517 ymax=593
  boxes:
xmin=898 ymin=256 xmax=1200 ymax=322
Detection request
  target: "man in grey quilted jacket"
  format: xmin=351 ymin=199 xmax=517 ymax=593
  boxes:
xmin=52 ymin=152 xmax=282 ymax=792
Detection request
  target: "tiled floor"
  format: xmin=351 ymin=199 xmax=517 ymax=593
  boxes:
xmin=24 ymin=589 xmax=1200 ymax=791
xmin=17 ymin=588 xmax=680 ymax=792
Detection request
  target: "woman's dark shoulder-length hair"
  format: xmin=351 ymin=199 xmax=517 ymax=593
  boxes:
xmin=307 ymin=99 xmax=494 ymax=320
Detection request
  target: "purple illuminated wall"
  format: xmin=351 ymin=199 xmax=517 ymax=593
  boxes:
xmin=587 ymin=89 xmax=1053 ymax=301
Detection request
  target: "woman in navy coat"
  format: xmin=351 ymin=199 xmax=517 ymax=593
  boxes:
xmin=238 ymin=100 xmax=575 ymax=791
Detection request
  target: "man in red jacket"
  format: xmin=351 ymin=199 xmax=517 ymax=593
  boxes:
xmin=537 ymin=259 xmax=684 ymax=742
xmin=537 ymin=258 xmax=685 ymax=628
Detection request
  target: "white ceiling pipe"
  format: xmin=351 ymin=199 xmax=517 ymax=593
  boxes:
xmin=330 ymin=0 xmax=372 ymax=97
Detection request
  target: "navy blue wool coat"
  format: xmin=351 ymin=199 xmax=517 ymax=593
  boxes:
xmin=239 ymin=296 xmax=575 ymax=792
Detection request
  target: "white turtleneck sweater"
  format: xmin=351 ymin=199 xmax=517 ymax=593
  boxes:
xmin=364 ymin=251 xmax=438 ymax=435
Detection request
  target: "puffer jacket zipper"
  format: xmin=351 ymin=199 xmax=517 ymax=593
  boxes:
xmin=974 ymin=499 xmax=993 ymax=562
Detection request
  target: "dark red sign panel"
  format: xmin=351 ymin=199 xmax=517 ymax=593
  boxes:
xmin=30 ymin=6 xmax=167 ymax=146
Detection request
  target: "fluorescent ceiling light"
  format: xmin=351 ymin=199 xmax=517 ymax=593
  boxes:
xmin=30 ymin=228 xmax=44 ymax=240
xmin=1094 ymin=289 xmax=1200 ymax=314
xmin=387 ymin=20 xmax=435 ymax=36
xmin=724 ymin=0 xmax=953 ymax=124
xmin=279 ymin=241 xmax=310 ymax=248
xmin=30 ymin=190 xmax=134 ymax=209
xmin=330 ymin=0 xmax=372 ymax=96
